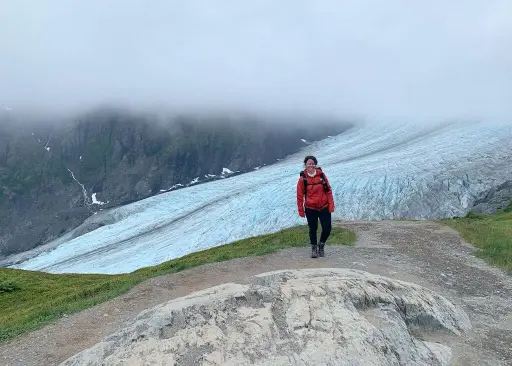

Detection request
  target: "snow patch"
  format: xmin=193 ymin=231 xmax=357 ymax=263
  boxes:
xmin=160 ymin=183 xmax=185 ymax=193
xmin=301 ymin=138 xmax=308 ymax=143
xmin=44 ymin=133 xmax=52 ymax=152
xmin=91 ymin=193 xmax=108 ymax=205
xmin=222 ymin=167 xmax=234 ymax=174
xmin=190 ymin=177 xmax=200 ymax=184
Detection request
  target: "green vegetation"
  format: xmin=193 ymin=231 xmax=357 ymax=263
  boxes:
xmin=80 ymin=139 xmax=109 ymax=175
xmin=440 ymin=205 xmax=512 ymax=272
xmin=0 ymin=142 xmax=73 ymax=194
xmin=0 ymin=225 xmax=355 ymax=344
xmin=0 ymin=280 xmax=21 ymax=293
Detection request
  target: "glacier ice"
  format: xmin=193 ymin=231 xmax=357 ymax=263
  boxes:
xmin=8 ymin=120 xmax=512 ymax=274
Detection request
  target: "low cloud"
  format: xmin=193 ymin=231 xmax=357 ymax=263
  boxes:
xmin=1 ymin=0 xmax=511 ymax=122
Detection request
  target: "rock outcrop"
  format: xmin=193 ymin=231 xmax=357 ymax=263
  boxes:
xmin=471 ymin=180 xmax=512 ymax=214
xmin=60 ymin=268 xmax=471 ymax=366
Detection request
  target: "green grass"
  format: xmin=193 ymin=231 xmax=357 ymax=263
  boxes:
xmin=439 ymin=206 xmax=512 ymax=272
xmin=0 ymin=225 xmax=355 ymax=344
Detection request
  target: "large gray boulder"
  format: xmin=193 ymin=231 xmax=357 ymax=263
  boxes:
xmin=60 ymin=268 xmax=471 ymax=366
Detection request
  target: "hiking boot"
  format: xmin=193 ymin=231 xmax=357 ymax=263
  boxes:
xmin=318 ymin=242 xmax=325 ymax=257
xmin=311 ymin=245 xmax=318 ymax=258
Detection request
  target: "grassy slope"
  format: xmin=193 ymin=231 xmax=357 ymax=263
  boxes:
xmin=0 ymin=225 xmax=355 ymax=344
xmin=439 ymin=202 xmax=512 ymax=272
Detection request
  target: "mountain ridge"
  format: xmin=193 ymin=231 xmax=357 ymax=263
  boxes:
xmin=0 ymin=108 xmax=351 ymax=257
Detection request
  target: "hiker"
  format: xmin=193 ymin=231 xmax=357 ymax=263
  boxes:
xmin=296 ymin=155 xmax=335 ymax=258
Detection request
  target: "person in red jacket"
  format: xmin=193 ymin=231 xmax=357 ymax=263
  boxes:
xmin=296 ymin=155 xmax=335 ymax=258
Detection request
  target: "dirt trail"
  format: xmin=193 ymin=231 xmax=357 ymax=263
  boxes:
xmin=1 ymin=220 xmax=511 ymax=366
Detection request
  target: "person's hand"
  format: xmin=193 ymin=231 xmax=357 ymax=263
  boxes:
xmin=329 ymin=206 xmax=335 ymax=213
xmin=299 ymin=211 xmax=305 ymax=218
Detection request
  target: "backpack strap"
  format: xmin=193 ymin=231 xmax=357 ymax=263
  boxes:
xmin=299 ymin=171 xmax=308 ymax=197
xmin=319 ymin=172 xmax=331 ymax=192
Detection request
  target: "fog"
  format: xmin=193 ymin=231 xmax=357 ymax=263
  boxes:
xmin=1 ymin=0 xmax=511 ymax=122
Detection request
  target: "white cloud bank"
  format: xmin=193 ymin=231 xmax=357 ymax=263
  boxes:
xmin=0 ymin=0 xmax=511 ymax=121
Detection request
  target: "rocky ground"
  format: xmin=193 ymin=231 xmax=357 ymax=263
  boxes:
xmin=1 ymin=220 xmax=511 ymax=365
xmin=60 ymin=268 xmax=473 ymax=366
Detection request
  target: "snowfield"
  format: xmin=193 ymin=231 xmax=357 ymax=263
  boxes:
xmin=8 ymin=120 xmax=512 ymax=274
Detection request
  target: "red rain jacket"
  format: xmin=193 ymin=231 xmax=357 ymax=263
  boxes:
xmin=296 ymin=167 xmax=335 ymax=216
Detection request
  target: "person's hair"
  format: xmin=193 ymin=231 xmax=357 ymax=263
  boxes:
xmin=304 ymin=155 xmax=318 ymax=166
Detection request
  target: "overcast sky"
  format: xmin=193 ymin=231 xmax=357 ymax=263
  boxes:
xmin=1 ymin=0 xmax=511 ymax=121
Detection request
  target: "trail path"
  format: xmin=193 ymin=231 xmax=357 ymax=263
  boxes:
xmin=1 ymin=221 xmax=511 ymax=365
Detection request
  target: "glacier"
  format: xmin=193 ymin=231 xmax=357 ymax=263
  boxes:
xmin=7 ymin=120 xmax=512 ymax=274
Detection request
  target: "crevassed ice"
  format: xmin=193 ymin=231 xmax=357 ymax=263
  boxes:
xmin=10 ymin=120 xmax=512 ymax=274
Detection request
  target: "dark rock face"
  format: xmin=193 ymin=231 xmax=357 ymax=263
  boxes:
xmin=0 ymin=108 xmax=351 ymax=257
xmin=471 ymin=180 xmax=512 ymax=214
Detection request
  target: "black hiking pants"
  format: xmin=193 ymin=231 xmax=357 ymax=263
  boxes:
xmin=305 ymin=207 xmax=332 ymax=246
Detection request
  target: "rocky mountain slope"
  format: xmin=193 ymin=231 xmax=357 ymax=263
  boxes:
xmin=470 ymin=180 xmax=512 ymax=214
xmin=0 ymin=108 xmax=350 ymax=257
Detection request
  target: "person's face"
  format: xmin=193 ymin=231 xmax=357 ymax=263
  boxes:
xmin=306 ymin=159 xmax=316 ymax=173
